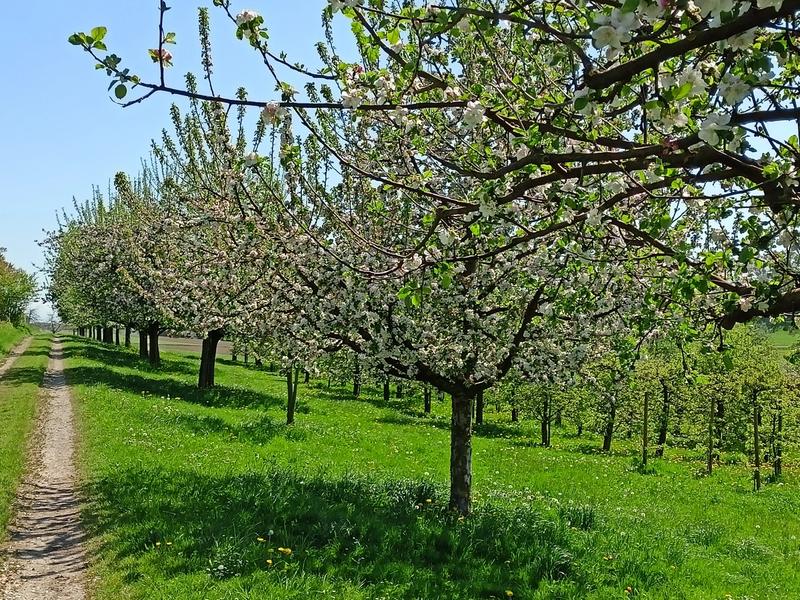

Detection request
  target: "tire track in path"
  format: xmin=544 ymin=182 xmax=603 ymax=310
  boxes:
xmin=0 ymin=338 xmax=33 ymax=378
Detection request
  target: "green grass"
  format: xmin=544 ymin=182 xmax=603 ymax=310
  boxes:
xmin=0 ymin=321 xmax=29 ymax=357
xmin=0 ymin=333 xmax=51 ymax=533
xmin=767 ymin=328 xmax=800 ymax=353
xmin=65 ymin=337 xmax=800 ymax=599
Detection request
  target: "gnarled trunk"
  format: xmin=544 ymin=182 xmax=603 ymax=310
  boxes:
xmin=138 ymin=328 xmax=149 ymax=359
xmin=353 ymin=361 xmax=361 ymax=399
xmin=147 ymin=322 xmax=160 ymax=367
xmin=602 ymin=401 xmax=616 ymax=452
xmin=449 ymin=389 xmax=474 ymax=514
xmin=198 ymin=328 xmax=224 ymax=389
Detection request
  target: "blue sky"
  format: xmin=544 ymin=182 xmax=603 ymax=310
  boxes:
xmin=0 ymin=1 xmax=328 ymax=316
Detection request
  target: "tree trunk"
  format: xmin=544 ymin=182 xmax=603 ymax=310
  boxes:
xmin=396 ymin=384 xmax=403 ymax=399
xmin=383 ymin=379 xmax=390 ymax=404
xmin=115 ymin=327 xmax=120 ymax=346
xmin=244 ymin=351 xmax=249 ymax=365
xmin=642 ymin=392 xmax=649 ymax=467
xmin=753 ymin=392 xmax=761 ymax=491
xmin=232 ymin=352 xmax=237 ymax=362
xmin=147 ymin=322 xmax=160 ymax=367
xmin=449 ymin=390 xmax=474 ymax=514
xmin=423 ymin=386 xmax=432 ymax=414
xmin=602 ymin=401 xmax=616 ymax=452
xmin=540 ymin=394 xmax=550 ymax=447
xmin=706 ymin=393 xmax=715 ymax=476
xmin=103 ymin=327 xmax=113 ymax=344
xmin=286 ymin=367 xmax=299 ymax=425
xmin=511 ymin=407 xmax=519 ymax=422
xmin=198 ymin=328 xmax=224 ymax=389
xmin=304 ymin=370 xmax=310 ymax=384
xmin=774 ymin=400 xmax=783 ymax=479
xmin=577 ymin=422 xmax=583 ymax=436
xmin=139 ymin=328 xmax=149 ymax=359
xmin=475 ymin=389 xmax=484 ymax=425
xmin=554 ymin=408 xmax=562 ymax=427
xmin=125 ymin=325 xmax=131 ymax=348
xmin=353 ymin=361 xmax=361 ymax=399
xmin=655 ymin=379 xmax=670 ymax=458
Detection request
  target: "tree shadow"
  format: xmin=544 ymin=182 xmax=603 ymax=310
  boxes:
xmin=63 ymin=342 xmax=198 ymax=377
xmin=0 ymin=366 xmax=47 ymax=386
xmin=64 ymin=365 xmax=284 ymax=411
xmin=376 ymin=413 xmax=531 ymax=441
xmin=80 ymin=467 xmax=579 ymax=599
xmin=166 ymin=412 xmax=305 ymax=445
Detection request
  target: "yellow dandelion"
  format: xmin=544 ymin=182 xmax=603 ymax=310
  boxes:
xmin=277 ymin=547 xmax=292 ymax=556
xmin=266 ymin=559 xmax=273 ymax=566
xmin=506 ymin=591 xmax=513 ymax=597
xmin=425 ymin=499 xmax=432 ymax=504
xmin=257 ymin=537 xmax=266 ymax=542
xmin=155 ymin=542 xmax=161 ymax=547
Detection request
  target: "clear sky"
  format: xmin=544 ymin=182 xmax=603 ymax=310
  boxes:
xmin=0 ymin=1 xmax=329 ymax=317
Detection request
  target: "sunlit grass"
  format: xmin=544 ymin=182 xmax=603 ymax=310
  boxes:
xmin=0 ymin=322 xmax=28 ymax=358
xmin=0 ymin=334 xmax=50 ymax=533
xmin=66 ymin=336 xmax=800 ymax=599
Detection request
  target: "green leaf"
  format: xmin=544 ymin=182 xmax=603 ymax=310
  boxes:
xmin=621 ymin=0 xmax=639 ymax=12
xmin=68 ymin=33 xmax=84 ymax=46
xmin=93 ymin=41 xmax=107 ymax=51
xmin=114 ymin=84 xmax=128 ymax=99
xmin=91 ymin=27 xmax=107 ymax=42
xmin=672 ymin=81 xmax=694 ymax=101
xmin=723 ymin=353 xmax=734 ymax=371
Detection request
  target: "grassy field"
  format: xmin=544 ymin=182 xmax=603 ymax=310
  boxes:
xmin=64 ymin=336 xmax=800 ymax=599
xmin=0 ymin=322 xmax=29 ymax=358
xmin=0 ymin=334 xmax=51 ymax=533
xmin=127 ymin=332 xmax=233 ymax=356
xmin=767 ymin=329 xmax=800 ymax=353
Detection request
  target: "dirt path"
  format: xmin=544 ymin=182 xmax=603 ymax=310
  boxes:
xmin=0 ymin=338 xmax=88 ymax=600
xmin=0 ymin=338 xmax=33 ymax=379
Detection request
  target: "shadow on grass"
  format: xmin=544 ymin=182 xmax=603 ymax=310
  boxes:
xmin=82 ymin=467 xmax=580 ymax=598
xmin=166 ymin=412 xmax=305 ymax=445
xmin=0 ymin=366 xmax=47 ymax=386
xmin=376 ymin=413 xmax=532 ymax=441
xmin=63 ymin=342 xmax=198 ymax=377
xmin=65 ymin=365 xmax=285 ymax=412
